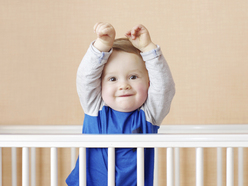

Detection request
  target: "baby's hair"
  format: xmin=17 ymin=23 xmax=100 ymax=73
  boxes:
xmin=112 ymin=38 xmax=141 ymax=56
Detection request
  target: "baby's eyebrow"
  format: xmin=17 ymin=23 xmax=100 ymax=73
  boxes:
xmin=101 ymin=72 xmax=115 ymax=79
xmin=129 ymin=69 xmax=144 ymax=74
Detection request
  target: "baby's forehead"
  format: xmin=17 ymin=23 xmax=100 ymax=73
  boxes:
xmin=101 ymin=50 xmax=147 ymax=74
xmin=108 ymin=53 xmax=143 ymax=65
xmin=108 ymin=50 xmax=143 ymax=64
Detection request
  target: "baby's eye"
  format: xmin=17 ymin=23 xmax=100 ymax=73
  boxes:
xmin=109 ymin=77 xmax=117 ymax=81
xmin=130 ymin=75 xmax=138 ymax=80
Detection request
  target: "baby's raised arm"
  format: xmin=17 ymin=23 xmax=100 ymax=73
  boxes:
xmin=93 ymin=22 xmax=116 ymax=52
xmin=76 ymin=23 xmax=114 ymax=116
xmin=127 ymin=24 xmax=175 ymax=126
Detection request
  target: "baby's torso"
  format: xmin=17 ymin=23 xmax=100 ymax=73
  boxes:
xmin=82 ymin=106 xmax=158 ymax=186
xmin=83 ymin=106 xmax=159 ymax=134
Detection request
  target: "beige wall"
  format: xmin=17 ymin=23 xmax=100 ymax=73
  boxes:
xmin=1 ymin=0 xmax=248 ymax=185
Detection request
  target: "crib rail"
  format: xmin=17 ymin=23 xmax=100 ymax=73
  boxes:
xmin=1 ymin=125 xmax=248 ymax=186
xmin=1 ymin=133 xmax=248 ymax=148
xmin=1 ymin=124 xmax=248 ymax=134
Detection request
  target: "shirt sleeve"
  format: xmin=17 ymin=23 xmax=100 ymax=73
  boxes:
xmin=76 ymin=42 xmax=112 ymax=116
xmin=140 ymin=46 xmax=175 ymax=126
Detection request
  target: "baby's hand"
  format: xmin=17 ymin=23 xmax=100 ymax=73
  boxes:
xmin=125 ymin=24 xmax=156 ymax=53
xmin=93 ymin=22 xmax=116 ymax=52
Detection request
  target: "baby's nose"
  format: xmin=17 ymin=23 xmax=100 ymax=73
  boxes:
xmin=119 ymin=83 xmax=131 ymax=90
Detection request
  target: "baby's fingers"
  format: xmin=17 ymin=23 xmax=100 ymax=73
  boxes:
xmin=94 ymin=22 xmax=106 ymax=36
xmin=131 ymin=25 xmax=142 ymax=36
xmin=93 ymin=22 xmax=102 ymax=33
xmin=129 ymin=24 xmax=146 ymax=39
xmin=125 ymin=30 xmax=132 ymax=38
xmin=94 ymin=22 xmax=115 ymax=38
xmin=99 ymin=27 xmax=113 ymax=36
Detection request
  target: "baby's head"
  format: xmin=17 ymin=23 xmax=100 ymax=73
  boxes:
xmin=101 ymin=38 xmax=150 ymax=112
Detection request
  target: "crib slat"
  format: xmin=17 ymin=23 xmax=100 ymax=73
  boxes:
xmin=217 ymin=148 xmax=222 ymax=186
xmin=31 ymin=148 xmax=36 ymax=186
xmin=71 ymin=148 xmax=76 ymax=170
xmin=196 ymin=148 xmax=203 ymax=186
xmin=79 ymin=147 xmax=86 ymax=186
xmin=51 ymin=147 xmax=58 ymax=186
xmin=12 ymin=147 xmax=17 ymax=186
xmin=238 ymin=148 xmax=243 ymax=186
xmin=167 ymin=148 xmax=173 ymax=186
xmin=226 ymin=147 xmax=234 ymax=186
xmin=108 ymin=147 xmax=115 ymax=186
xmin=174 ymin=148 xmax=180 ymax=186
xmin=22 ymin=147 xmax=29 ymax=186
xmin=153 ymin=147 xmax=158 ymax=186
xmin=137 ymin=147 xmax=144 ymax=186
xmin=0 ymin=148 xmax=2 ymax=186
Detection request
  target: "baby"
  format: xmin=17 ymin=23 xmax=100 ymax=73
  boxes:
xmin=66 ymin=22 xmax=175 ymax=186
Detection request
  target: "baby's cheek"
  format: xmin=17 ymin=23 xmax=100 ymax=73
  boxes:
xmin=102 ymin=87 xmax=112 ymax=103
xmin=137 ymin=85 xmax=149 ymax=100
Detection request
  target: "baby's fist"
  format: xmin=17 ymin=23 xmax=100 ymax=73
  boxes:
xmin=93 ymin=22 xmax=116 ymax=52
xmin=125 ymin=24 xmax=156 ymax=53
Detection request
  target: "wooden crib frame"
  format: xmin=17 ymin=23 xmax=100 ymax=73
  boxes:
xmin=0 ymin=124 xmax=248 ymax=186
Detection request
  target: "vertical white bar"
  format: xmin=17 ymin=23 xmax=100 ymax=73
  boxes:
xmin=51 ymin=148 xmax=58 ymax=186
xmin=79 ymin=147 xmax=86 ymax=186
xmin=167 ymin=148 xmax=173 ymax=186
xmin=174 ymin=148 xmax=180 ymax=186
xmin=226 ymin=147 xmax=234 ymax=186
xmin=22 ymin=147 xmax=29 ymax=186
xmin=238 ymin=148 xmax=243 ymax=186
xmin=108 ymin=148 xmax=115 ymax=186
xmin=153 ymin=148 xmax=158 ymax=186
xmin=217 ymin=148 xmax=222 ymax=186
xmin=137 ymin=147 xmax=144 ymax=186
xmin=0 ymin=148 xmax=2 ymax=186
xmin=12 ymin=147 xmax=17 ymax=186
xmin=196 ymin=148 xmax=203 ymax=186
xmin=71 ymin=148 xmax=76 ymax=171
xmin=31 ymin=148 xmax=36 ymax=186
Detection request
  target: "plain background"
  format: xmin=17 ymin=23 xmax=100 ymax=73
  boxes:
xmin=1 ymin=0 xmax=248 ymax=185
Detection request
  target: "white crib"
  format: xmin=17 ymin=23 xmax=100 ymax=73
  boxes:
xmin=0 ymin=124 xmax=248 ymax=186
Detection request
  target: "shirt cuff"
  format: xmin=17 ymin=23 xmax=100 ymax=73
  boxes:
xmin=89 ymin=41 xmax=113 ymax=63
xmin=140 ymin=45 xmax=162 ymax=61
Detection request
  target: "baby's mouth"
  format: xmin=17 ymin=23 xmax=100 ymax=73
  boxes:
xmin=118 ymin=94 xmax=133 ymax=97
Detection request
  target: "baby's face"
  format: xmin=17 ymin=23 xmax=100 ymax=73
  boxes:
xmin=101 ymin=50 xmax=149 ymax=112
